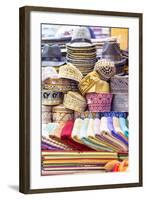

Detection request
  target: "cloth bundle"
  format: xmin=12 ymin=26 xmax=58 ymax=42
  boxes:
xmin=41 ymin=112 xmax=128 ymax=175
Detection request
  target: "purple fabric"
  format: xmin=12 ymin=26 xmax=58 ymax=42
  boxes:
xmin=107 ymin=117 xmax=128 ymax=146
xmin=41 ymin=142 xmax=61 ymax=150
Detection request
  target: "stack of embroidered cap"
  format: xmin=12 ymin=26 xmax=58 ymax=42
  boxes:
xmin=66 ymin=27 xmax=97 ymax=76
xmin=42 ymin=71 xmax=64 ymax=106
xmin=42 ymin=63 xmax=80 ymax=106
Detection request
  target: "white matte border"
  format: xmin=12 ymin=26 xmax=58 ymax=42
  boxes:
xmin=30 ymin=11 xmax=139 ymax=189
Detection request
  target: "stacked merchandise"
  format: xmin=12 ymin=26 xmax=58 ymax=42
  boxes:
xmin=66 ymin=27 xmax=97 ymax=76
xmin=41 ymin=26 xmax=129 ymax=175
xmin=41 ymin=113 xmax=129 ymax=175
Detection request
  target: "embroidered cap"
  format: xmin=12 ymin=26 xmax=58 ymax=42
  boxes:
xmin=63 ymin=91 xmax=87 ymax=112
xmin=110 ymin=74 xmax=128 ymax=93
xmin=94 ymin=59 xmax=116 ymax=81
xmin=42 ymin=90 xmax=63 ymax=106
xmin=59 ymin=63 xmax=83 ymax=82
xmin=86 ymin=93 xmax=113 ymax=112
xmin=79 ymin=71 xmax=110 ymax=95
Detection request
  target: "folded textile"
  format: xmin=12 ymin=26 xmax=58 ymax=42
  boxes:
xmin=112 ymin=116 xmax=128 ymax=141
xmin=61 ymin=120 xmax=93 ymax=151
xmin=119 ymin=117 xmax=129 ymax=138
xmin=107 ymin=117 xmax=128 ymax=146
xmin=86 ymin=118 xmax=116 ymax=152
xmin=78 ymin=118 xmax=112 ymax=152
xmin=100 ymin=117 xmax=128 ymax=152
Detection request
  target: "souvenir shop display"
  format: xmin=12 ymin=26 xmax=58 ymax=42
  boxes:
xmin=41 ymin=24 xmax=130 ymax=175
xmin=20 ymin=6 xmax=142 ymax=194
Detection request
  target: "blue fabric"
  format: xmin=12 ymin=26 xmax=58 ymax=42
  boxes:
xmin=107 ymin=117 xmax=128 ymax=146
xmin=119 ymin=117 xmax=129 ymax=138
xmin=100 ymin=112 xmax=128 ymax=118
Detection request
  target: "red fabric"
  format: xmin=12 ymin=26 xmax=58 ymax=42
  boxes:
xmin=61 ymin=120 xmax=94 ymax=151
xmin=113 ymin=163 xmax=120 ymax=172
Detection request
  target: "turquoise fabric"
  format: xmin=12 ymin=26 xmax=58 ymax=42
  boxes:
xmin=119 ymin=117 xmax=129 ymax=138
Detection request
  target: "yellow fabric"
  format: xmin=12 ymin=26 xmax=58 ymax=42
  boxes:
xmin=71 ymin=118 xmax=85 ymax=144
xmin=87 ymin=79 xmax=110 ymax=93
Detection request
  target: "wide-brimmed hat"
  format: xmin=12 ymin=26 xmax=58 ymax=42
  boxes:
xmin=67 ymin=27 xmax=95 ymax=48
xmin=42 ymin=44 xmax=66 ymax=67
xmin=102 ymin=41 xmax=127 ymax=73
